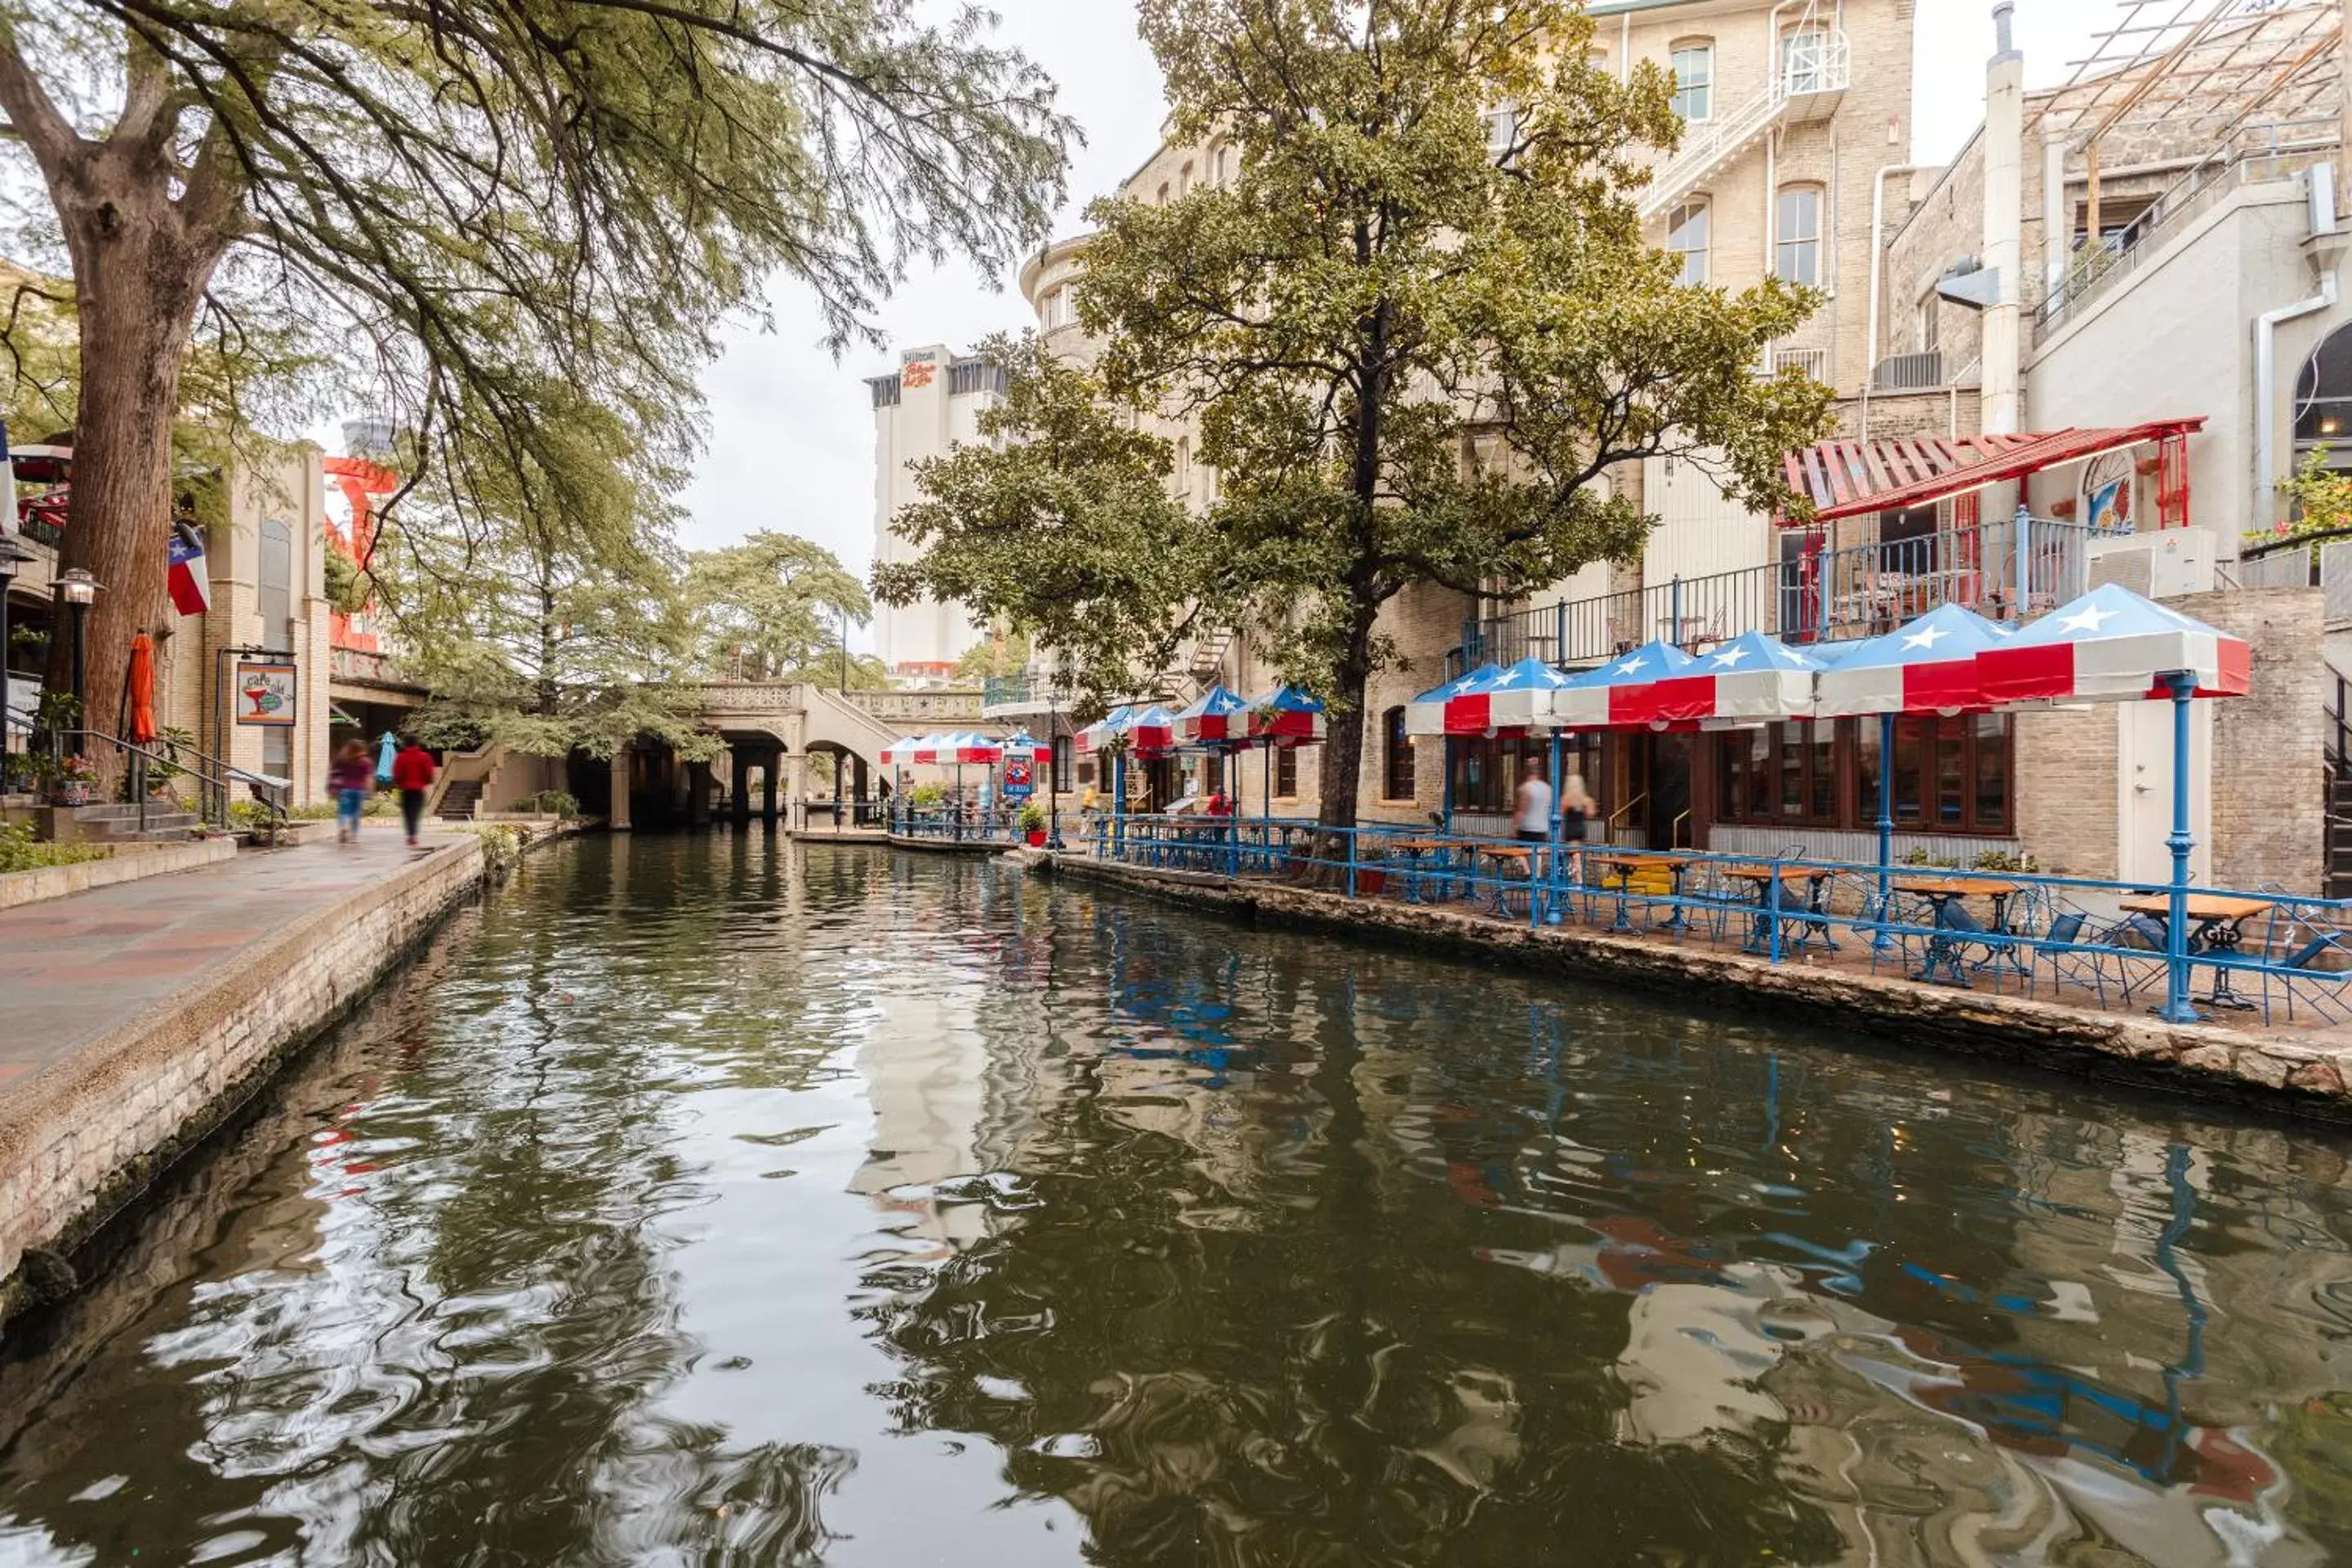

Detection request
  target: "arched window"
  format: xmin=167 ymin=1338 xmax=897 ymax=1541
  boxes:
xmin=1174 ymin=436 xmax=1192 ymax=497
xmin=1666 ymin=198 xmax=1710 ymax=287
xmin=1775 ymin=186 xmax=1822 ymax=287
xmin=1156 ymin=181 xmax=1170 ymax=205
xmin=1216 ymin=145 xmax=1236 ymax=186
xmin=1179 ymin=161 xmax=1194 ymax=196
xmin=1669 ymin=39 xmax=1713 ymax=121
xmin=1382 ymin=706 xmax=1414 ymax=800
xmin=2295 ymin=320 xmax=2352 ymax=448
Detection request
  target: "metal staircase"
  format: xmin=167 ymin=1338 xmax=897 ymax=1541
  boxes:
xmin=1637 ymin=17 xmax=1851 ymax=225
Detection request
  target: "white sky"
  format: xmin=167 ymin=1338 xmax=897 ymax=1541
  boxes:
xmin=675 ymin=0 xmax=2128 ymax=649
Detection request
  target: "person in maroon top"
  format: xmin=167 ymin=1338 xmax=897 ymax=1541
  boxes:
xmin=390 ymin=738 xmax=438 ymax=849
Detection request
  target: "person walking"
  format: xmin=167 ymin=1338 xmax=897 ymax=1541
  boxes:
xmin=391 ymin=737 xmax=438 ymax=849
xmin=329 ymin=740 xmax=374 ymax=844
xmin=1560 ymin=770 xmax=1598 ymax=885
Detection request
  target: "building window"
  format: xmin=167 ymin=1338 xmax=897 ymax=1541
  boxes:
xmin=1053 ymin=735 xmax=1072 ymax=793
xmin=1783 ymin=29 xmax=1829 ymax=95
xmin=1276 ymin=746 xmax=1298 ymax=797
xmin=1483 ymin=100 xmax=1521 ymax=165
xmin=1775 ymin=186 xmax=1822 ymax=287
xmin=257 ymin=518 xmax=295 ymax=653
xmin=1044 ymin=285 xmax=1078 ymax=330
xmin=1670 ymin=42 xmax=1713 ymax=121
xmin=1382 ymin=706 xmax=1413 ymax=800
xmin=2296 ymin=321 xmax=2352 ymax=446
xmin=1174 ymin=436 xmax=1192 ymax=497
xmin=1216 ymin=145 xmax=1236 ymax=186
xmin=1156 ymin=181 xmax=1170 ymax=205
xmin=1666 ymin=199 xmax=1710 ymax=286
xmin=1723 ymin=715 xmax=2012 ymax=835
xmin=1179 ymin=161 xmax=1193 ymax=197
xmin=1449 ymin=735 xmax=1547 ymax=814
xmin=1916 ymin=291 xmax=1940 ymax=354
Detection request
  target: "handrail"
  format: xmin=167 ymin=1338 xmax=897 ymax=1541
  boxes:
xmin=1609 ymin=791 xmax=1649 ymax=831
xmin=1671 ymin=809 xmax=1692 ymax=850
xmin=56 ymin=724 xmax=290 ymax=833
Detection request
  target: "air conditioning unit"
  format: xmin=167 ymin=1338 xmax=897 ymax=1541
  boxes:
xmin=2087 ymin=529 xmax=2217 ymax=599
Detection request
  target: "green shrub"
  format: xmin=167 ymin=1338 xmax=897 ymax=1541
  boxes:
xmin=0 ymin=821 xmax=108 ymax=875
xmin=516 ymin=789 xmax=580 ymax=819
xmin=909 ymin=782 xmax=947 ymax=808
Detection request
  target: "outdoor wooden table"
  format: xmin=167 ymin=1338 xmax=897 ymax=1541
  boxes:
xmin=1720 ymin=864 xmax=1835 ymax=956
xmin=1473 ymin=844 xmax=1537 ymax=919
xmin=1592 ymin=853 xmax=1702 ymax=933
xmin=1391 ymin=837 xmax=1473 ymax=903
xmin=2118 ymin=893 xmax=2276 ymax=1010
xmin=1893 ymin=877 xmax=2025 ymax=987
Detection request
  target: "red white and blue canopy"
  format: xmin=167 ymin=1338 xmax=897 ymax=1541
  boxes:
xmin=1446 ymin=656 xmax=1578 ymax=734
xmin=1076 ymin=706 xmax=1134 ymax=757
xmin=1175 ymin=684 xmax=1253 ymax=747
xmin=997 ymin=730 xmax=1052 ymax=762
xmin=880 ymin=733 xmax=932 ymax=767
xmin=1552 ymin=640 xmax=1701 ymax=729
xmin=1976 ymin=582 xmax=2252 ymax=705
xmin=1249 ymin=685 xmax=1328 ymax=746
xmin=918 ymin=731 xmax=1001 ymax=766
xmin=1404 ymin=664 xmax=1497 ymax=737
xmin=1812 ymin=603 xmax=2013 ymax=718
xmin=1621 ymin=630 xmax=1829 ymax=728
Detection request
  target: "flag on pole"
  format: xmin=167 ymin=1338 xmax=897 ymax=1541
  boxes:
xmin=167 ymin=519 xmax=210 ymax=616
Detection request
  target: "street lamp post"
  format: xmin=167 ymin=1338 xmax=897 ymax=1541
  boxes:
xmin=56 ymin=567 xmax=99 ymax=738
xmin=1045 ymin=657 xmax=1067 ymax=850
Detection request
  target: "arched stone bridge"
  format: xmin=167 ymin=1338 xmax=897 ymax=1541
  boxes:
xmin=674 ymin=682 xmax=993 ymax=826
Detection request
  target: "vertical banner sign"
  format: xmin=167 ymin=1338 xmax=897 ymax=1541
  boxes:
xmin=1001 ymin=755 xmax=1035 ymax=801
xmin=234 ymin=660 xmax=298 ymax=726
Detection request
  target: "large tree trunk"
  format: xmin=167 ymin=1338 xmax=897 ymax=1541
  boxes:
xmin=1316 ymin=598 xmax=1379 ymax=833
xmin=42 ymin=138 xmax=227 ymax=779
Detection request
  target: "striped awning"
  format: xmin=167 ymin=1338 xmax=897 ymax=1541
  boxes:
xmin=1779 ymin=420 xmax=2204 ymax=524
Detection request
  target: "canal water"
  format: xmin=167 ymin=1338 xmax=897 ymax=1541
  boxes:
xmin=5 ymin=838 xmax=2352 ymax=1566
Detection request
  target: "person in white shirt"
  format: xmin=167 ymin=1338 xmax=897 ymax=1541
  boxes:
xmin=1513 ymin=758 xmax=1553 ymax=844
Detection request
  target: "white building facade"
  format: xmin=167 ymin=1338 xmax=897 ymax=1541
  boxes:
xmin=866 ymin=346 xmax=1006 ymax=682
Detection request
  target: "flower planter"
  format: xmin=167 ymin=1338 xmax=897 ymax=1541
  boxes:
xmin=1027 ymin=830 xmax=1048 ymax=848
xmin=51 ymin=782 xmax=91 ymax=807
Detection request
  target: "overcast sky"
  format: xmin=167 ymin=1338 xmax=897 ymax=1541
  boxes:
xmin=675 ymin=0 xmax=2127 ymax=648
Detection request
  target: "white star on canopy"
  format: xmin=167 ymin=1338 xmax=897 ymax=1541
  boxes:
xmin=2057 ymin=604 xmax=2118 ymax=635
xmin=1449 ymin=676 xmax=1477 ymax=693
xmin=1614 ymin=655 xmax=1648 ymax=675
xmin=1900 ymin=624 xmax=1948 ymax=652
xmin=1709 ymin=646 xmax=1751 ymax=668
xmin=1490 ymin=668 xmax=1522 ymax=688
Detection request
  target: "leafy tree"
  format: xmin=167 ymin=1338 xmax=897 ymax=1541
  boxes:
xmin=955 ymin=629 xmax=1032 ymax=682
xmin=880 ymin=0 xmax=1831 ymax=829
xmin=2272 ymin=447 xmax=2352 ymax=544
xmin=0 ymin=0 xmax=1070 ymax=759
xmin=380 ymin=381 xmax=711 ymax=760
xmin=684 ymin=531 xmax=871 ymax=681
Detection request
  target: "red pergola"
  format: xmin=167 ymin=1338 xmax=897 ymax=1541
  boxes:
xmin=1778 ymin=418 xmax=2204 ymax=528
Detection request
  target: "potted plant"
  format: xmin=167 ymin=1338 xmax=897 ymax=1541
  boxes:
xmin=1018 ymin=800 xmax=1049 ymax=848
xmin=51 ymin=753 xmax=94 ymax=808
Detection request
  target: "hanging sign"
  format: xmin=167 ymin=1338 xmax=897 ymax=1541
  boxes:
xmin=234 ymin=659 xmax=298 ymax=726
xmin=1001 ymin=755 xmax=1035 ymax=801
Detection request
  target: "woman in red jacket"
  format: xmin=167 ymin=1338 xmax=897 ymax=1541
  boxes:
xmin=390 ymin=739 xmax=438 ymax=849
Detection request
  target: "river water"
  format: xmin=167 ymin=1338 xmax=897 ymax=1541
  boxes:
xmin=5 ymin=836 xmax=2352 ymax=1566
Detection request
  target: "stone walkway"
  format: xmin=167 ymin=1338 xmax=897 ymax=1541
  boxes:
xmin=0 ymin=831 xmax=462 ymax=1096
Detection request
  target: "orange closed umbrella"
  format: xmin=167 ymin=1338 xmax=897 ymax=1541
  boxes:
xmin=127 ymin=632 xmax=157 ymax=744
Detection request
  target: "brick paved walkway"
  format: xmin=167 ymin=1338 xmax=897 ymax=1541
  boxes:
xmin=0 ymin=832 xmax=460 ymax=1095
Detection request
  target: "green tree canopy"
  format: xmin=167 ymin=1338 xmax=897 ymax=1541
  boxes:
xmin=684 ymin=530 xmax=871 ymax=682
xmin=0 ymin=0 xmax=1071 ymax=760
xmin=880 ymin=0 xmax=1832 ymax=827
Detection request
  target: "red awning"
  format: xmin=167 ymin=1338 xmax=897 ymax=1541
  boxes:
xmin=1779 ymin=419 xmax=2205 ymax=524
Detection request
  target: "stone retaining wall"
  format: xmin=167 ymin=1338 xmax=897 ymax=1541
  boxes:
xmin=1036 ymin=852 xmax=2352 ymax=1120
xmin=0 ymin=839 xmax=488 ymax=1319
xmin=0 ymin=838 xmax=237 ymax=912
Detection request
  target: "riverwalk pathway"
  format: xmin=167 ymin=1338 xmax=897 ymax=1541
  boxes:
xmin=0 ymin=835 xmax=459 ymax=1098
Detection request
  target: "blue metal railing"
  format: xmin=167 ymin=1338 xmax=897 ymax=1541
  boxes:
xmin=1450 ymin=516 xmax=2096 ymax=678
xmin=1081 ymin=815 xmax=2352 ymax=1033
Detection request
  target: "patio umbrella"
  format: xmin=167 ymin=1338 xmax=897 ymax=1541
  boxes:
xmin=1249 ymin=684 xmax=1327 ymax=746
xmin=945 ymin=731 xmax=1004 ymax=764
xmin=1809 ymin=603 xmax=2014 ymax=946
xmin=1976 ymin=583 xmax=2252 ymax=1024
xmin=1404 ymin=664 xmax=1498 ymax=737
xmin=1125 ymin=705 xmax=1178 ymax=757
xmin=1175 ymin=684 xmax=1252 ymax=747
xmin=1552 ymin=640 xmax=1701 ymax=730
xmin=125 ymin=632 xmax=158 ymax=744
xmin=1629 ymin=630 xmax=1826 ymax=728
xmin=1076 ymin=706 xmax=1134 ymax=757
xmin=1448 ymin=655 xmax=1575 ymax=735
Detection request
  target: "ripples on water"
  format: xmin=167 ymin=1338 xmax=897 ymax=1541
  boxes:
xmin=5 ymin=836 xmax=2352 ymax=1566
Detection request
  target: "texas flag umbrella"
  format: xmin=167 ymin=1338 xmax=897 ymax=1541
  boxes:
xmin=1976 ymin=582 xmax=2251 ymax=704
xmin=931 ymin=731 xmax=1002 ymax=765
xmin=1552 ymin=640 xmax=1700 ymax=729
xmin=1447 ymin=655 xmax=1575 ymax=735
xmin=1175 ymin=684 xmax=1252 ymax=748
xmin=1975 ymin=583 xmax=2252 ymax=1025
xmin=1124 ymin=705 xmax=1178 ymax=757
xmin=1076 ymin=706 xmax=1134 ymax=757
xmin=1813 ymin=603 xmax=2014 ymax=718
xmin=997 ymin=730 xmax=1052 ymax=763
xmin=1404 ymin=664 xmax=1498 ymax=737
xmin=1248 ymin=684 xmax=1327 ymax=746
xmin=880 ymin=734 xmax=932 ymax=767
xmin=1670 ymin=630 xmax=1827 ymax=726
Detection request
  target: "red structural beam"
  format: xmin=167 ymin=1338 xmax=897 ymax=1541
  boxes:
xmin=1779 ymin=419 xmax=2207 ymax=524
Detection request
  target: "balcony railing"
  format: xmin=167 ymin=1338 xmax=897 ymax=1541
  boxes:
xmin=1449 ymin=515 xmax=2095 ymax=679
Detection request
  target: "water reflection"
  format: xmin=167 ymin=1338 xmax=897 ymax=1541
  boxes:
xmin=2 ymin=837 xmax=2351 ymax=1565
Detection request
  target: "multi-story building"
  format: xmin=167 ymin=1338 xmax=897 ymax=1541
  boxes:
xmin=866 ymin=345 xmax=1009 ymax=684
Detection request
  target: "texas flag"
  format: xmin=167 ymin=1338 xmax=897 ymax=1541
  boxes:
xmin=167 ymin=519 xmax=210 ymax=616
